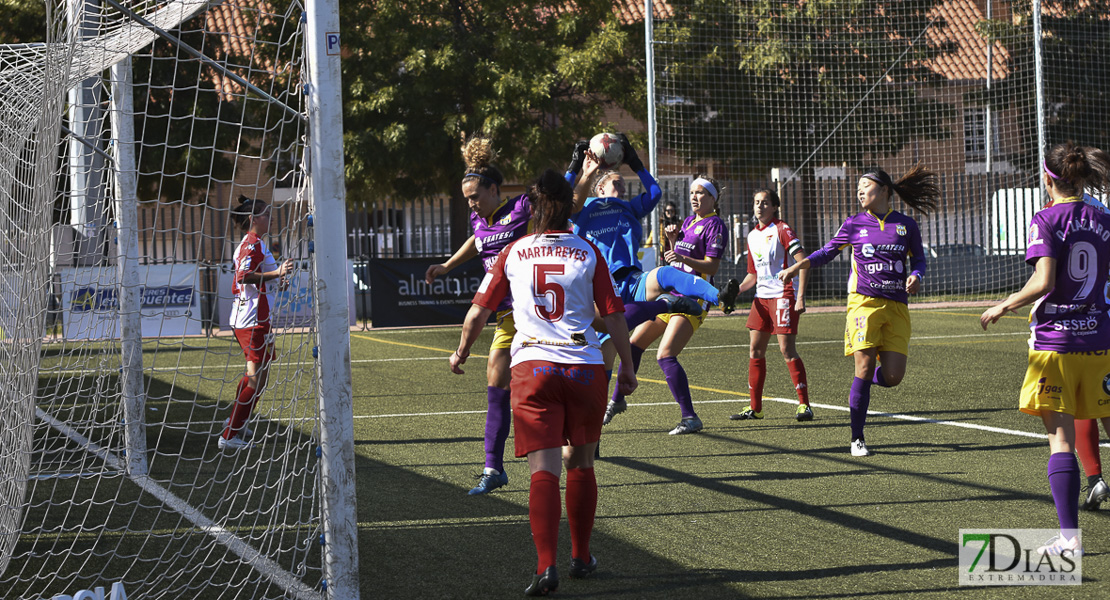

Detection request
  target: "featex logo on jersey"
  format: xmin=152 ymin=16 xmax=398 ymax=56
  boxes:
xmin=959 ymin=529 xmax=1081 ymax=586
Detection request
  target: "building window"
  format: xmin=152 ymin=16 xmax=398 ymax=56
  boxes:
xmin=964 ymin=108 xmax=987 ymax=161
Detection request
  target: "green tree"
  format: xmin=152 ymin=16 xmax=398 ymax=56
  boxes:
xmin=340 ymin=0 xmax=645 ymax=247
xmin=976 ymin=0 xmax=1110 ymax=176
xmin=0 ymin=0 xmax=46 ymax=44
xmin=654 ymin=0 xmax=956 ymax=175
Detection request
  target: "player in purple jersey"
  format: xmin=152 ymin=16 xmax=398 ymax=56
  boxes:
xmin=425 ymin=135 xmax=526 ymax=495
xmin=981 ymin=142 xmax=1110 ymax=556
xmin=607 ymin=176 xmax=729 ymax=435
xmin=779 ymin=165 xmax=938 ymax=457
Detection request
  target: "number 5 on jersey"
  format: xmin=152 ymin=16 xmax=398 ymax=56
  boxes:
xmin=533 ymin=264 xmax=565 ymax=322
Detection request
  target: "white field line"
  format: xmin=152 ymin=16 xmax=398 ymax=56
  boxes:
xmin=41 ymin=331 xmax=1030 ymax=375
xmin=356 ymin=395 xmax=1110 ymax=447
xmin=34 ymin=408 xmax=324 ymax=600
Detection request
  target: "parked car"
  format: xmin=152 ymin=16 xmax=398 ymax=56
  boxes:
xmin=922 ymin=243 xmax=988 ymax=258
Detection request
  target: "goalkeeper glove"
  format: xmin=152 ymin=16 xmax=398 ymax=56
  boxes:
xmin=618 ymin=133 xmax=645 ymax=173
xmin=567 ymin=140 xmax=590 ymax=176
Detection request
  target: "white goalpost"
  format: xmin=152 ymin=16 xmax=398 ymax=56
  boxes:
xmin=0 ymin=1 xmax=357 ymax=598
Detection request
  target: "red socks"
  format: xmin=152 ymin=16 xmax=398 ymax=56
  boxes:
xmin=748 ymin=358 xmax=766 ymax=413
xmin=1076 ymin=419 xmax=1102 ymax=478
xmin=529 ymin=470 xmax=561 ymax=574
xmin=786 ymin=358 xmax=809 ymax=405
xmin=529 ymin=468 xmax=600 ymax=572
xmin=565 ymin=468 xmax=597 ymax=562
xmin=224 ymin=376 xmax=256 ymax=440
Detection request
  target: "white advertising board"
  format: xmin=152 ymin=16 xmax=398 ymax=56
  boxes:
xmin=59 ymin=264 xmax=202 ymax=339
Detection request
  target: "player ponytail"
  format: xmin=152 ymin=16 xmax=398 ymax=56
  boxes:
xmin=862 ymin=165 xmax=939 ymax=215
xmin=461 ymin=134 xmax=504 ymax=192
xmin=529 ymin=169 xmax=574 ymax=233
xmin=231 ymin=195 xmax=267 ymax=230
xmin=1045 ymin=141 xmax=1110 ymax=196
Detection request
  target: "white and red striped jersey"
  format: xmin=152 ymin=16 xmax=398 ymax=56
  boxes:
xmin=746 ymin=219 xmax=803 ymax=299
xmin=230 ymin=232 xmax=278 ymax=329
xmin=473 ymin=231 xmax=623 ymax=366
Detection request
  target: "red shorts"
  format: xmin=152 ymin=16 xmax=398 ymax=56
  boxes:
xmin=234 ymin=325 xmax=275 ymax=363
xmin=746 ymin=297 xmax=800 ymax=335
xmin=510 ymin=361 xmax=607 ymax=457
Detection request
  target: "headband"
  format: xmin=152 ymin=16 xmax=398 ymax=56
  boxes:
xmin=862 ymin=172 xmax=889 ymax=187
xmin=594 ymin=171 xmax=622 ymax=196
xmin=1043 ymin=159 xmax=1066 ymax=182
xmin=464 ymin=172 xmax=498 ymax=186
xmin=691 ymin=178 xmax=718 ymax=200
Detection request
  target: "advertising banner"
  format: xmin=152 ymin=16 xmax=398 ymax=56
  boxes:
xmin=366 ymin=257 xmax=488 ymax=328
xmin=59 ymin=264 xmax=202 ymax=339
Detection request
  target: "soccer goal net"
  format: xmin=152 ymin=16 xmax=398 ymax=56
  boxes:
xmin=649 ymin=0 xmax=1105 ymax=303
xmin=0 ymin=1 xmax=353 ymax=598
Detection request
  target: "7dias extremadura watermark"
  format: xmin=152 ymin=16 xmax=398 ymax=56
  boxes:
xmin=959 ymin=529 xmax=1081 ymax=586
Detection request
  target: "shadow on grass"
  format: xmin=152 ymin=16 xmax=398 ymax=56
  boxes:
xmin=356 ymin=450 xmax=975 ymax=599
xmin=357 ymin=452 xmax=774 ymax=599
xmin=11 ymin=371 xmax=323 ymax=599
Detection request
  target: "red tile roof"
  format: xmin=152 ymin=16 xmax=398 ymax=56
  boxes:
xmin=616 ymin=0 xmax=1015 ymax=81
xmin=924 ymin=0 xmax=1011 ymax=81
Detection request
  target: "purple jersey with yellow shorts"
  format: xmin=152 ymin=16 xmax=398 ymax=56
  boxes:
xmin=806 ymin=209 xmax=926 ymax=304
xmin=808 ymin=209 xmax=924 ymax=355
xmin=1019 ymin=197 xmax=1110 ymax=419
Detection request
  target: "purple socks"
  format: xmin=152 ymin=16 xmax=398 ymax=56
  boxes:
xmin=872 ymin=366 xmax=890 ymax=388
xmin=1048 ymin=452 xmax=1080 ymax=532
xmin=659 ymin=356 xmax=696 ymax=419
xmin=484 ymin=386 xmax=511 ymax=473
xmin=849 ymin=376 xmax=871 ymax=441
xmin=623 ymin=300 xmax=668 ymax=331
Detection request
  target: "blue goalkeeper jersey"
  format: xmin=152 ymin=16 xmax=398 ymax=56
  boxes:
xmin=569 ymin=168 xmax=662 ymax=276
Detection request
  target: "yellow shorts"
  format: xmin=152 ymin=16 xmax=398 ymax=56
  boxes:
xmin=844 ymin=293 xmax=911 ymax=357
xmin=659 ymin=309 xmax=706 ymax=334
xmin=1019 ymin=349 xmax=1110 ymax=420
xmin=491 ymin=309 xmax=516 ymax=350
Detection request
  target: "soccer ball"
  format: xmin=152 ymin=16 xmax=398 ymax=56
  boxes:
xmin=590 ymin=132 xmax=624 ymax=169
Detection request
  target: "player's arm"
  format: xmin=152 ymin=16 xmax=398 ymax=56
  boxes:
xmin=669 ymin=253 xmax=720 ymax=277
xmin=239 ymin=262 xmax=293 ymax=286
xmin=426 ymin=235 xmax=478 ymax=284
xmin=602 ymin=312 xmax=637 ymax=396
xmin=452 ymin=246 xmax=512 ymax=372
xmin=572 ymin=154 xmax=601 ymax=214
xmin=905 ymin=222 xmax=927 ymax=295
xmin=981 ymin=256 xmax=1055 ymax=329
xmin=780 ymin=220 xmax=849 ymax=281
xmin=791 ymin=249 xmax=808 ymax=313
xmin=236 ymin=247 xmax=292 ymax=286
xmin=450 ymin=304 xmax=493 ymax=374
xmin=737 ymin=272 xmax=758 ymax=294
xmin=738 ymin=243 xmax=758 ymax=294
xmin=592 ymin=247 xmax=636 ymax=395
